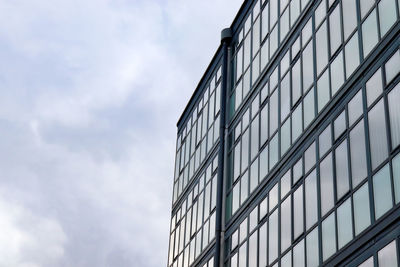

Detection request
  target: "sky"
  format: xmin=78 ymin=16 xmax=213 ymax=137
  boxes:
xmin=0 ymin=0 xmax=243 ymax=266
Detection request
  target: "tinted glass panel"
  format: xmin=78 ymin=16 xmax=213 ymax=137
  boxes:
xmin=305 ymin=170 xmax=318 ymax=229
xmin=336 ymin=139 xmax=350 ymax=199
xmin=337 ymin=198 xmax=353 ymax=248
xmin=368 ymin=99 xmax=388 ymax=170
xmin=373 ymin=164 xmax=393 ymax=219
xmin=342 ymin=0 xmax=357 ymax=40
xmin=294 ymin=185 xmax=304 ymax=239
xmin=378 ymin=240 xmax=398 ymax=267
xmin=306 ymin=227 xmax=319 ymax=267
xmin=281 ymin=196 xmax=292 ymax=252
xmin=378 ymin=0 xmax=397 ymax=36
xmin=350 ymin=120 xmax=368 ymax=187
xmin=362 ymin=9 xmax=379 ymax=57
xmin=322 ymin=212 xmax=336 ymax=261
xmin=345 ymin=33 xmax=360 ymax=78
xmin=320 ymin=153 xmax=335 ymax=216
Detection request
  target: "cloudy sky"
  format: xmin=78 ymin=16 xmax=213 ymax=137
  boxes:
xmin=0 ymin=0 xmax=243 ymax=266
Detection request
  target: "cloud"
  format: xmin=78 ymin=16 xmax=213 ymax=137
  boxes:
xmin=0 ymin=0 xmax=243 ymax=266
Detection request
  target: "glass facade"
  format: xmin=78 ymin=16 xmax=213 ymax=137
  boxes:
xmin=168 ymin=0 xmax=400 ymax=266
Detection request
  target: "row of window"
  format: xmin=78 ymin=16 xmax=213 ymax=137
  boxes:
xmin=227 ymin=0 xmax=400 ymax=218
xmin=225 ymin=47 xmax=400 ymax=266
xmin=173 ymin=65 xmax=222 ymax=204
xmin=169 ymin=155 xmax=218 ymax=267
xmin=231 ymin=0 xmax=312 ymax=113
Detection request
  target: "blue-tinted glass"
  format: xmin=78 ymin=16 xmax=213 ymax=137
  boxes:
xmin=292 ymin=59 xmax=302 ymax=105
xmin=251 ymin=115 xmax=259 ymax=160
xmin=241 ymin=129 xmax=249 ymax=171
xmin=260 ymin=103 xmax=268 ymax=145
xmin=281 ymin=169 xmax=291 ymax=197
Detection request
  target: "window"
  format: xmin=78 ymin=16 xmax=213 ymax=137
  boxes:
xmin=373 ymin=164 xmax=393 ymax=219
xmin=251 ymin=115 xmax=259 ymax=160
xmin=362 ymin=9 xmax=379 ymax=57
xmin=366 ymin=68 xmax=383 ymax=107
xmin=281 ymin=118 xmax=291 ymax=155
xmin=249 ymin=231 xmax=257 ymax=267
xmin=260 ymin=145 xmax=268 ymax=179
xmin=318 ymin=69 xmax=330 ymax=112
xmin=260 ymin=103 xmax=268 ymax=145
xmin=320 ymin=153 xmax=334 ymax=216
xmin=303 ymin=41 xmax=314 ymax=90
xmin=378 ymin=240 xmax=398 ymax=267
xmin=342 ymin=0 xmax=357 ymax=40
xmin=292 ymin=59 xmax=302 ymax=104
xmin=316 ymin=21 xmax=328 ymax=75
xmin=393 ymin=153 xmax=400 ymax=203
xmin=353 ymin=182 xmax=371 ymax=235
xmin=334 ymin=111 xmax=346 ymax=140
xmin=281 ymin=196 xmax=292 ymax=252
xmin=345 ymin=33 xmax=360 ymax=78
xmin=293 ymin=239 xmax=305 ymax=267
xmin=306 ymin=227 xmax=319 ymax=267
xmin=242 ymin=129 xmax=249 ymax=171
xmin=292 ymin=103 xmax=303 ymax=142
xmin=259 ymin=222 xmax=267 ymax=267
xmin=294 ymin=185 xmax=304 ymax=239
xmin=378 ymin=0 xmax=397 ymax=36
xmin=319 ymin=125 xmax=332 ymax=157
xmin=281 ymin=74 xmax=291 ymax=121
xmin=350 ymin=120 xmax=368 ymax=187
xmin=385 ymin=51 xmax=400 ymax=84
xmin=270 ymin=134 xmax=279 ymax=168
xmin=240 ymin=171 xmax=249 ymax=205
xmin=304 ymin=88 xmax=315 ymax=127
xmin=322 ymin=212 xmax=336 ymax=261
xmin=270 ymin=89 xmax=279 ymax=135
xmin=329 ymin=4 xmax=342 ymax=55
xmin=331 ymin=51 xmax=345 ymax=95
xmin=281 ymin=250 xmax=291 ymax=267
xmin=305 ymin=170 xmax=318 ymax=229
xmin=360 ymin=0 xmax=375 ymax=18
xmin=337 ymin=198 xmax=353 ymax=248
xmin=250 ymin=159 xmax=259 ymax=192
xmin=368 ymin=99 xmax=388 ymax=170
xmin=281 ymin=170 xmax=291 ymax=197
xmin=269 ymin=210 xmax=278 ymax=264
xmin=348 ymin=90 xmax=363 ymax=126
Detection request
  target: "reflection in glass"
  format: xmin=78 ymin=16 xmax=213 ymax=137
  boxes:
xmin=294 ymin=185 xmax=304 ymax=239
xmin=378 ymin=0 xmax=397 ymax=36
xmin=366 ymin=68 xmax=383 ymax=107
xmin=319 ymin=125 xmax=332 ymax=157
xmin=354 ymin=182 xmax=371 ymax=235
xmin=259 ymin=145 xmax=268 ymax=180
xmin=378 ymin=240 xmax=398 ymax=267
xmin=331 ymin=51 xmax=345 ymax=95
xmin=360 ymin=0 xmax=375 ymax=18
xmin=336 ymin=140 xmax=350 ymax=199
xmin=318 ymin=69 xmax=330 ymax=112
xmin=303 ymin=41 xmax=314 ymax=90
xmin=316 ymin=22 xmax=328 ymax=75
xmin=334 ymin=111 xmax=346 ymax=140
xmin=240 ymin=171 xmax=248 ymax=205
xmin=373 ymin=164 xmax=393 ymax=219
xmin=320 ymin=153 xmax=334 ymax=216
xmin=270 ymin=134 xmax=279 ymax=168
xmin=348 ymin=90 xmax=363 ymax=126
xmin=385 ymin=51 xmax=400 ymax=84
xmin=350 ymin=120 xmax=368 ymax=187
xmin=329 ymin=4 xmax=342 ymax=55
xmin=281 ymin=169 xmax=291 ymax=197
xmin=293 ymin=239 xmax=305 ymax=267
xmin=342 ymin=0 xmax=357 ymax=40
xmin=250 ymin=159 xmax=259 ymax=193
xmin=368 ymin=99 xmax=388 ymax=170
xmin=322 ymin=212 xmax=336 ymax=261
xmin=362 ymin=9 xmax=379 ymax=57
xmin=337 ymin=198 xmax=353 ymax=248
xmin=304 ymin=87 xmax=315 ymax=128
xmin=281 ymin=196 xmax=291 ymax=252
xmin=306 ymin=227 xmax=319 ymax=267
xmin=305 ymin=170 xmax=318 ymax=229
xmin=241 ymin=129 xmax=249 ymax=171
xmin=293 ymin=158 xmax=303 ymax=184
xmin=269 ymin=210 xmax=278 ymax=264
xmin=292 ymin=103 xmax=303 ymax=142
xmin=281 ymin=118 xmax=291 ymax=155
xmin=292 ymin=59 xmax=302 ymax=105
xmin=345 ymin=33 xmax=360 ymax=79
xmin=305 ymin=142 xmax=316 ymax=173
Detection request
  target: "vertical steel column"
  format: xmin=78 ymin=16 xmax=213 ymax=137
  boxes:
xmin=215 ymin=28 xmax=232 ymax=267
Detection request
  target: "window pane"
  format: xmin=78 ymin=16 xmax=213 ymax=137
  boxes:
xmin=378 ymin=0 xmax=397 ymax=36
xmin=244 ymin=33 xmax=251 ymax=70
xmin=281 ymin=250 xmax=291 ymax=267
xmin=360 ymin=0 xmax=375 ymax=18
xmin=293 ymin=239 xmax=305 ymax=267
xmin=262 ymin=4 xmax=269 ymax=39
xmin=249 ymin=231 xmax=257 ymax=267
xmin=238 ymin=242 xmax=247 ymax=267
xmin=292 ymin=59 xmax=302 ymax=104
xmin=354 ymin=182 xmax=371 ymax=235
xmin=368 ymin=99 xmax=388 ymax=170
xmin=362 ymin=9 xmax=379 ymax=57
xmin=358 ymin=257 xmax=374 ymax=267
xmin=320 ymin=153 xmax=335 ymax=216
xmin=259 ymin=222 xmax=267 ymax=267
xmin=281 ymin=196 xmax=292 ymax=252
xmin=294 ymin=185 xmax=304 ymax=239
xmin=269 ymin=210 xmax=278 ymax=264
xmin=293 ymin=158 xmax=303 ymax=184
xmin=305 ymin=170 xmax=318 ymax=229
xmin=269 ymin=183 xmax=279 ymax=212
xmin=318 ymin=69 xmax=330 ymax=112
xmin=373 ymin=164 xmax=393 ymax=219
xmin=260 ymin=145 xmax=268 ymax=180
xmin=303 ymin=41 xmax=314 ymax=90
xmin=348 ymin=89 xmax=363 ymax=126
xmin=306 ymin=227 xmax=319 ymax=267
xmin=329 ymin=4 xmax=342 ymax=55
xmin=304 ymin=87 xmax=315 ymax=127
xmin=242 ymin=129 xmax=249 ymax=171
xmin=253 ymin=17 xmax=260 ymax=55
xmin=345 ymin=33 xmax=360 ymax=79
xmin=261 ymin=103 xmax=268 ymax=145
xmin=322 ymin=212 xmax=336 ymax=261
xmin=393 ymin=153 xmax=400 ymax=203
xmin=251 ymin=115 xmax=259 ymax=160
xmin=281 ymin=118 xmax=291 ymax=155
xmin=336 ymin=139 xmax=350 ymax=199
xmin=319 ymin=125 xmax=332 ymax=157
xmin=292 ymin=103 xmax=303 ymax=142
xmin=331 ymin=51 xmax=345 ymax=95
xmin=281 ymin=74 xmax=291 ymax=121
xmin=270 ymin=134 xmax=279 ymax=168
xmin=316 ymin=22 xmax=329 ymax=75
xmin=232 ymin=183 xmax=240 ymax=214
xmin=305 ymin=142 xmax=316 ymax=173
xmin=334 ymin=111 xmax=346 ymax=140
xmin=378 ymin=240 xmax=398 ymax=267
xmin=350 ymin=120 xmax=368 ymax=187
xmin=281 ymin=169 xmax=291 ymax=197
xmin=270 ymin=89 xmax=278 ymax=135
xmin=240 ymin=171 xmax=249 ymax=205
xmin=366 ymin=68 xmax=383 ymax=107
xmin=342 ymin=0 xmax=357 ymax=40
xmin=337 ymin=198 xmax=353 ymax=248
xmin=250 ymin=159 xmax=259 ymax=193
xmin=385 ymin=51 xmax=400 ymax=84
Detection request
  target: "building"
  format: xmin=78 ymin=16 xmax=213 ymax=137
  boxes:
xmin=168 ymin=0 xmax=400 ymax=266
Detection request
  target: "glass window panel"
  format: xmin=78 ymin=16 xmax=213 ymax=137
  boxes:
xmin=385 ymin=51 xmax=400 ymax=84
xmin=388 ymin=83 xmax=400 ymax=148
xmin=293 ymin=239 xmax=305 ymax=267
xmin=337 ymin=198 xmax=353 ymax=248
xmin=270 ymin=89 xmax=279 ymax=135
xmin=269 ymin=210 xmax=278 ymax=264
xmin=281 ymin=196 xmax=292 ymax=252
xmin=292 ymin=59 xmax=302 ymax=105
xmin=231 ymin=253 xmax=238 ymax=267
xmin=342 ymin=0 xmax=357 ymax=40
xmin=294 ymin=185 xmax=304 ymax=239
xmin=252 ymin=54 xmax=260 ymax=85
xmin=281 ymin=51 xmax=290 ymax=75
xmin=260 ymin=145 xmax=269 ymax=180
xmin=262 ymin=3 xmax=269 ymax=39
xmin=366 ymin=68 xmax=383 ymax=107
xmin=319 ymin=124 xmax=332 ymax=157
xmin=305 ymin=142 xmax=316 ymax=173
xmin=331 ymin=51 xmax=345 ymax=95
xmin=243 ymin=69 xmax=251 ymax=97
xmin=281 ymin=118 xmax=291 ymax=155
xmin=358 ymin=257 xmax=373 ymax=267
xmin=232 ymin=229 xmax=239 ymax=249
xmin=269 ymin=183 xmax=279 ymax=212
xmin=281 ymin=250 xmax=292 ymax=267
xmin=249 ymin=231 xmax=257 ymax=267
xmin=305 ymin=170 xmax=318 ymax=229
xmin=239 ymin=218 xmax=248 ymax=244
xmin=302 ymin=18 xmax=312 ymax=46
xmin=260 ymin=195 xmax=268 ymax=220
xmin=244 ymin=33 xmax=251 ymax=70
xmin=353 ymin=182 xmax=371 ymax=235
xmin=373 ymin=164 xmax=393 ymax=219
xmin=291 ymin=0 xmax=301 ymax=25
xmin=318 ymin=69 xmax=330 ymax=112
xmin=345 ymin=33 xmax=360 ymax=79
xmin=292 ymin=103 xmax=303 ymax=142
xmin=393 ymin=153 xmax=400 ymax=203
xmin=348 ymin=89 xmax=363 ymax=126
xmin=240 ymin=171 xmax=249 ymax=205
xmin=329 ymin=5 xmax=342 ymax=55
xmin=293 ymin=158 xmax=303 ymax=184
xmin=320 ymin=153 xmax=335 ymax=216
xmin=270 ymin=0 xmax=278 ymax=26
xmin=253 ymin=17 xmax=261 ymax=55
xmin=261 ymin=103 xmax=268 ymax=145
xmin=362 ymin=9 xmax=379 ymax=57
xmin=250 ymin=159 xmax=259 ymax=193
xmin=232 ymin=183 xmax=240 ymax=214
xmin=334 ymin=111 xmax=346 ymax=140
xmin=315 ymin=0 xmax=327 ymax=27
xmin=281 ymin=169 xmax=291 ymax=197
xmin=261 ymin=37 xmax=269 ymax=69
xmin=360 ymin=0 xmax=375 ymax=18
xmin=251 ymin=115 xmax=259 ymax=160
xmin=303 ymin=40 xmax=314 ymax=90
xmin=281 ymin=73 xmax=291 ymax=121
xmin=378 ymin=240 xmax=398 ymax=267
xmin=238 ymin=242 xmax=247 ymax=267
xmin=270 ymin=25 xmax=278 ymax=56
xmin=236 ymin=46 xmax=243 ymax=81
xmin=242 ymin=129 xmax=249 ymax=172
xmin=378 ymin=0 xmax=397 ymax=36
xmin=259 ymin=222 xmax=267 ymax=267
xmin=336 ymin=140 xmax=350 ymax=199
xmin=368 ymin=99 xmax=388 ymax=170
xmin=281 ymin=8 xmax=290 ymax=41
xmin=322 ymin=212 xmax=336 ymax=261
xmin=316 ymin=22 xmax=329 ymax=75
xmin=270 ymin=134 xmax=279 ymax=168
xmin=304 ymin=87 xmax=315 ymax=128
xmin=306 ymin=227 xmax=319 ymax=267
xmin=350 ymin=120 xmax=368 ymax=187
